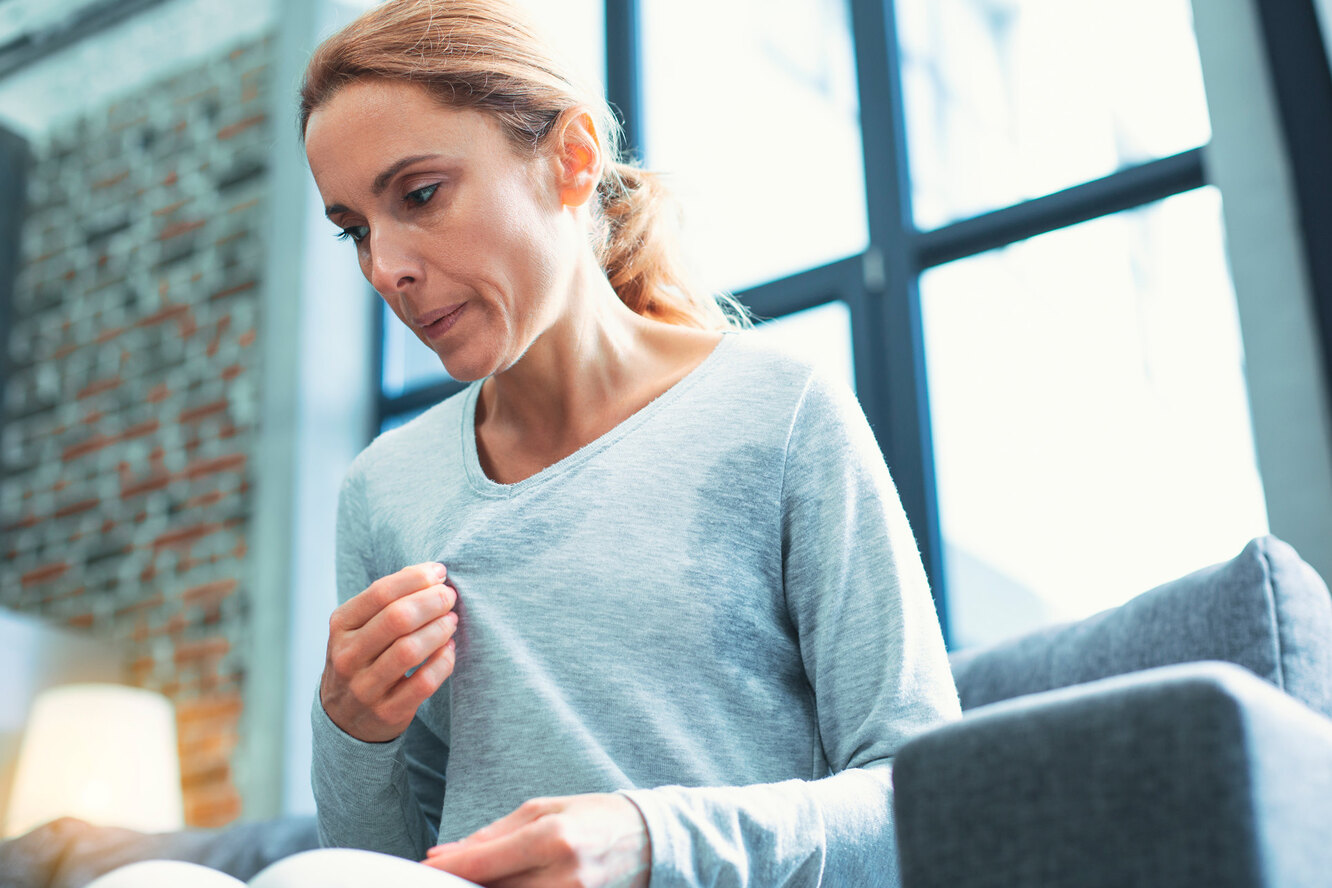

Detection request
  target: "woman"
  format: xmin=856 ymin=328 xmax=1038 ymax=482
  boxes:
xmin=303 ymin=0 xmax=960 ymax=884
xmin=94 ymin=0 xmax=959 ymax=885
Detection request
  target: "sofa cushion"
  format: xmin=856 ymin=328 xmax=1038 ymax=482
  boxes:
xmin=0 ymin=815 xmax=320 ymax=888
xmin=947 ymin=536 xmax=1332 ymax=717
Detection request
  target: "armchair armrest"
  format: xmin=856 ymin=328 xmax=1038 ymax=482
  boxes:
xmin=893 ymin=661 xmax=1332 ymax=888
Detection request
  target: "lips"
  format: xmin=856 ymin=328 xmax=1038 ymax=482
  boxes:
xmin=417 ymin=302 xmax=466 ymax=340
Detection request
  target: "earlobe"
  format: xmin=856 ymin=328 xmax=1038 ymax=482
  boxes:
xmin=556 ymin=110 xmax=603 ymax=208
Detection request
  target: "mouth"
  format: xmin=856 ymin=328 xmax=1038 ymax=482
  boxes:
xmin=416 ymin=302 xmax=467 ymax=340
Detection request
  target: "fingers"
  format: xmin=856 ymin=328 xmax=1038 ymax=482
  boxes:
xmin=375 ymin=628 xmax=458 ymax=713
xmin=333 ymin=562 xmax=449 ymax=631
xmin=436 ymin=798 xmax=554 ymax=850
xmin=319 ymin=562 xmax=459 ymax=743
xmin=422 ymin=795 xmax=651 ymax=888
xmin=356 ymin=597 xmax=458 ymax=684
xmin=423 ymin=812 xmax=556 ymax=884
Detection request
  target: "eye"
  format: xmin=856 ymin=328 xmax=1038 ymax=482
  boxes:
xmin=335 ymin=225 xmax=369 ymax=244
xmin=405 ymin=183 xmax=439 ymax=208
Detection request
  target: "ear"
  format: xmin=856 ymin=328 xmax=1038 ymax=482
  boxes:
xmin=552 ymin=109 xmax=603 ymax=209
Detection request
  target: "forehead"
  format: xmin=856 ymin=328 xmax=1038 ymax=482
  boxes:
xmin=304 ymin=78 xmax=512 ymax=189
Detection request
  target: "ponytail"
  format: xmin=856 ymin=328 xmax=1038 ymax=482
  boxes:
xmin=596 ymin=162 xmax=748 ymax=329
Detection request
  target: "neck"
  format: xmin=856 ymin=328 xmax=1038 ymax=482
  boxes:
xmin=479 ymin=259 xmax=652 ymax=448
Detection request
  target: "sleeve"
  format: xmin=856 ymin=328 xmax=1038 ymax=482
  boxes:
xmin=620 ymin=369 xmax=962 ymax=887
xmin=310 ymin=463 xmax=451 ymax=860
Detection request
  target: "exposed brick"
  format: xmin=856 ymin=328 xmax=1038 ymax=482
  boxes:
xmin=174 ymin=637 xmax=229 ymax=666
xmin=76 ymin=376 xmax=122 ymax=400
xmin=54 ymin=498 xmax=100 ymax=519
xmin=21 ymin=562 xmax=70 ymax=587
xmin=153 ymin=198 xmax=192 ymax=217
xmin=130 ymin=655 xmax=157 ymax=680
xmin=62 ymin=434 xmax=116 ymax=462
xmin=4 ymin=513 xmax=39 ymax=532
xmin=93 ymin=170 xmax=130 ymax=190
xmin=186 ymin=790 xmax=242 ymax=829
xmin=184 ymin=489 xmax=229 ymax=510
xmin=116 ymin=593 xmax=165 ymax=617
xmin=211 ymin=280 xmax=256 ymax=301
xmin=183 ymin=578 xmax=237 ymax=609
xmin=121 ymin=472 xmax=172 ymax=499
xmin=179 ymin=400 xmax=229 ymax=424
xmin=121 ymin=419 xmax=160 ymax=440
xmin=153 ymin=521 xmax=224 ymax=551
xmin=136 ymin=303 xmax=191 ymax=328
xmin=177 ymin=693 xmax=243 ymax=725
xmin=207 ymin=316 xmax=231 ymax=357
xmin=4 ymin=35 xmax=272 ymax=832
xmin=158 ymin=219 xmax=207 ymax=241
xmin=217 ymin=114 xmax=266 ymax=141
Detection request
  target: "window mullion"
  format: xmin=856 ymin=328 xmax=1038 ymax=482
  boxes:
xmin=604 ymin=0 xmax=644 ymax=160
xmin=848 ymin=0 xmax=949 ymax=638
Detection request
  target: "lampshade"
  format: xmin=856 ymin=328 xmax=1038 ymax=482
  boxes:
xmin=4 ymin=683 xmax=185 ymax=837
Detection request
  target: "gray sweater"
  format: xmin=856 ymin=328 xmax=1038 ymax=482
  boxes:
xmin=311 ymin=332 xmax=961 ymax=886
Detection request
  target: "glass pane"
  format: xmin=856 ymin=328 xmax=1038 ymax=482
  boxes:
xmin=382 ymin=301 xmax=452 ymax=399
xmin=510 ymin=0 xmax=605 ymax=97
xmin=897 ymin=0 xmax=1212 ymax=230
xmin=642 ymin=0 xmax=869 ymax=294
xmin=921 ymin=187 xmax=1268 ymax=649
xmin=751 ymin=300 xmax=856 ymax=393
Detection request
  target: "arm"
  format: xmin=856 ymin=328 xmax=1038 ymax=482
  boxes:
xmin=621 ymin=370 xmax=961 ymax=887
xmin=311 ymin=467 xmax=453 ymax=860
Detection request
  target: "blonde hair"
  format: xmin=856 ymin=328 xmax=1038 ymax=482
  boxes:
xmin=299 ymin=0 xmax=749 ymax=329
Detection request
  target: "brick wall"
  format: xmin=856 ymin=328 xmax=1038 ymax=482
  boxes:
xmin=1 ymin=36 xmax=272 ymax=828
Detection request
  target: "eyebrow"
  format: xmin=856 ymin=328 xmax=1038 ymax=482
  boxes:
xmin=323 ymin=153 xmax=444 ymax=218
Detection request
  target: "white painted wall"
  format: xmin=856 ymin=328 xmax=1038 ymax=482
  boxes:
xmin=253 ymin=0 xmax=378 ymax=819
xmin=1191 ymin=0 xmax=1332 ymax=587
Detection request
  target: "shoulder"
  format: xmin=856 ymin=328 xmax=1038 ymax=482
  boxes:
xmin=713 ymin=330 xmax=863 ymax=428
xmin=706 ymin=330 xmax=831 ymax=405
xmin=342 ymin=382 xmax=476 ymax=491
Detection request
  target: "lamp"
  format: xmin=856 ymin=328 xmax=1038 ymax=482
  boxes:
xmin=3 ymin=684 xmax=185 ymax=837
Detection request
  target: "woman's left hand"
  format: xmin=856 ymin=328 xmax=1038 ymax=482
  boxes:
xmin=422 ymin=793 xmax=650 ymax=888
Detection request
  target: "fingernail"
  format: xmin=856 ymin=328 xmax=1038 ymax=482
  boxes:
xmin=433 ymin=563 xmax=446 ymax=581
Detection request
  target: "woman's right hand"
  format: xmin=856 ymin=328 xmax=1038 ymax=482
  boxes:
xmin=320 ymin=562 xmax=459 ymax=743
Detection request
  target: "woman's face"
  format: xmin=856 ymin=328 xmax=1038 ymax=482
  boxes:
xmin=304 ymin=78 xmax=574 ymax=382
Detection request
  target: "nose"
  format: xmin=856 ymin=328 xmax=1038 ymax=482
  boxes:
xmin=366 ymin=230 xmax=422 ymax=297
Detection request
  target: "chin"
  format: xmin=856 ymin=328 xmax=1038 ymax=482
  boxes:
xmin=437 ymin=348 xmax=499 ymax=384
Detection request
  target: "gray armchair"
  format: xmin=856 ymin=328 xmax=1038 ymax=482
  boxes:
xmin=894 ymin=536 xmax=1332 ymax=888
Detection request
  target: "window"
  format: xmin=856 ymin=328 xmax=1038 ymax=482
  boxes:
xmin=372 ymin=0 xmax=1323 ymax=651
xmin=921 ymin=187 xmax=1267 ymax=646
xmin=641 ymin=0 xmax=868 ymax=294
